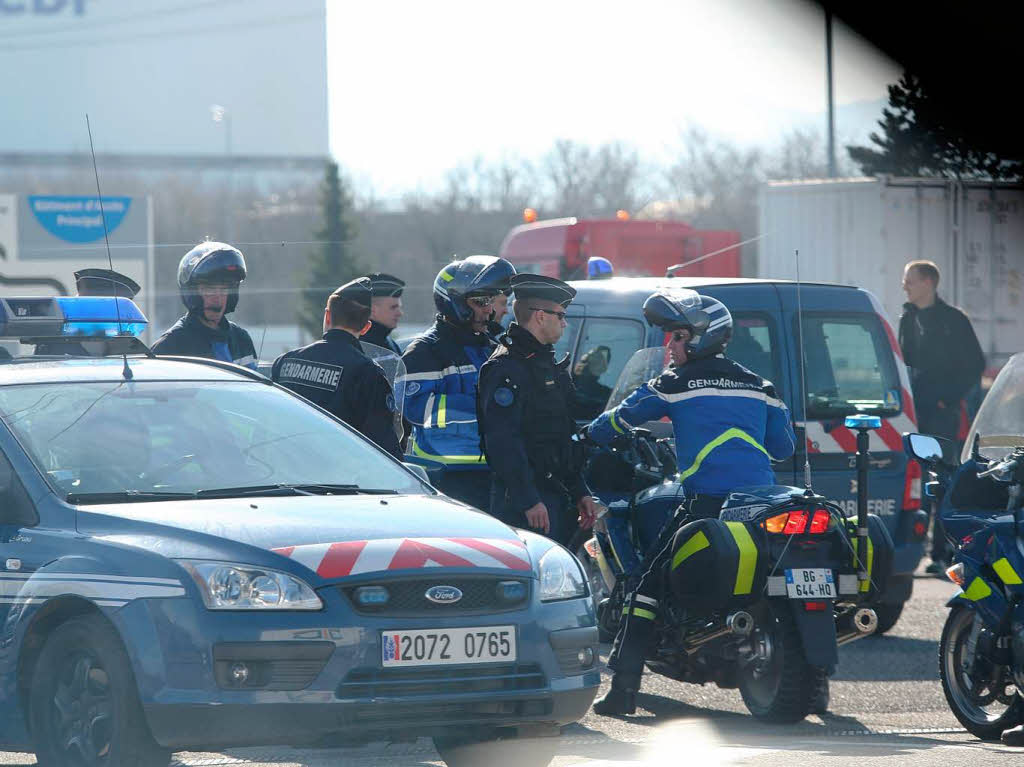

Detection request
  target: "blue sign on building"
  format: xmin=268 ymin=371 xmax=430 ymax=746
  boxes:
xmin=28 ymin=196 xmax=132 ymax=244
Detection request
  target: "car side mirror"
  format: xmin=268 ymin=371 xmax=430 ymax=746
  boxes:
xmin=402 ymin=463 xmax=430 ymax=484
xmin=904 ymin=433 xmax=944 ymax=464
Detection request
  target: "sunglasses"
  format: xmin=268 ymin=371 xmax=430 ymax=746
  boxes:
xmin=670 ymin=331 xmax=690 ymax=343
xmin=531 ymin=307 xmax=568 ymax=321
xmin=467 ymin=296 xmax=495 ymax=308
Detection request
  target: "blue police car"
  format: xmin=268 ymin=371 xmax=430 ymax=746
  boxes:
xmin=0 ymin=297 xmax=598 ymax=766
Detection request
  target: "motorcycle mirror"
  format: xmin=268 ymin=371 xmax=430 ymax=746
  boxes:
xmin=904 ymin=433 xmax=944 ymax=464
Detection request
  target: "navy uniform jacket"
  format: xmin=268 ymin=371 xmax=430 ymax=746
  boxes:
xmin=478 ymin=323 xmax=589 ymax=514
xmin=362 ymin=320 xmax=401 ymax=355
xmin=272 ymin=329 xmax=402 ymax=460
xmin=588 ymin=354 xmax=796 ymax=496
xmin=151 ymin=312 xmax=256 ymax=369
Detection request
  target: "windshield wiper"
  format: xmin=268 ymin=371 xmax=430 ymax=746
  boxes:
xmin=67 ymin=490 xmax=196 ymax=505
xmin=194 ymin=483 xmax=400 ymax=499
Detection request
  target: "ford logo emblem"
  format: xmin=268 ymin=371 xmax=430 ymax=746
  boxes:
xmin=425 ymin=585 xmax=463 ymax=604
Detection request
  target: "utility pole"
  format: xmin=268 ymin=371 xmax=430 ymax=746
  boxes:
xmin=825 ymin=8 xmax=837 ymax=178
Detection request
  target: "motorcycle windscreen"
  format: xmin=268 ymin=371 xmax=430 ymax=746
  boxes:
xmin=360 ymin=341 xmax=407 ymax=440
xmin=962 ymin=351 xmax=1024 ymax=464
xmin=604 ymin=346 xmax=672 ymax=407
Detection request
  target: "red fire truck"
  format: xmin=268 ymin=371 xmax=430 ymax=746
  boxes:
xmin=498 ymin=216 xmax=742 ymax=279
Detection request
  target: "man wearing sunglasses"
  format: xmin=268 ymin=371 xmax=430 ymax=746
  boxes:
xmin=402 ymin=256 xmax=516 ymax=511
xmin=586 ymin=289 xmax=796 ymax=716
xmin=478 ymin=274 xmax=600 ymax=546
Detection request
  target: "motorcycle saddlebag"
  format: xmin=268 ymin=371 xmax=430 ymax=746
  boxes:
xmin=668 ymin=518 xmax=768 ymax=612
xmin=842 ymin=513 xmax=894 ymax=602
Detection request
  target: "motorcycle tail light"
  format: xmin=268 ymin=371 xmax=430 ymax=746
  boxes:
xmin=804 ymin=601 xmax=828 ymax=611
xmin=946 ymin=563 xmax=965 ymax=587
xmin=583 ymin=537 xmax=600 ymax=559
xmin=783 ymin=510 xmax=808 ymax=535
xmin=764 ymin=513 xmax=789 ymax=534
xmin=808 ymin=509 xmax=831 ymax=534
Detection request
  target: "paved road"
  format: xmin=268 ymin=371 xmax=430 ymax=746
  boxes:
xmin=1 ymin=573 xmax=1018 ymax=766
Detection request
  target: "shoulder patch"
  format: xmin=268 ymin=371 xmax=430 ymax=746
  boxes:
xmin=493 ymin=387 xmax=515 ymax=407
xmin=405 ymin=381 xmax=421 ymax=396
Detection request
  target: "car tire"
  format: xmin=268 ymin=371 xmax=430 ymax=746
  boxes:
xmin=871 ymin=602 xmax=905 ymax=636
xmin=29 ymin=614 xmax=171 ymax=767
xmin=434 ymin=731 xmax=557 ymax=767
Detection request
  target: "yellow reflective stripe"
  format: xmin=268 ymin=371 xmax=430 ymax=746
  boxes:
xmin=993 ymin=557 xmax=1023 ymax=585
xmin=408 ymin=437 xmax=484 ymax=465
xmin=853 ymin=536 xmax=875 ymax=593
xmin=678 ymin=428 xmax=769 ymax=483
xmin=437 ymin=394 xmax=447 ymax=429
xmin=671 ymin=530 xmax=709 ymax=571
xmin=440 ymin=269 xmax=455 ymax=282
xmin=621 ymin=606 xmax=657 ymax=621
xmin=609 ymin=410 xmax=626 ymax=434
xmin=960 ymin=576 xmax=993 ymax=601
xmin=725 ymin=522 xmax=757 ymax=595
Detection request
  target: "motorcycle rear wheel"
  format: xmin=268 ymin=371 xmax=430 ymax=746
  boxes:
xmin=939 ymin=605 xmax=1023 ymax=741
xmin=738 ymin=609 xmax=821 ymax=723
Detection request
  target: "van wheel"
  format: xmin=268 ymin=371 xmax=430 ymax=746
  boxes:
xmin=29 ymin=614 xmax=170 ymax=767
xmin=871 ymin=602 xmax=905 ymax=636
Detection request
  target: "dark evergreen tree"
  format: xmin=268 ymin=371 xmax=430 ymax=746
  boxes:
xmin=299 ymin=161 xmax=362 ymax=338
xmin=847 ymin=73 xmax=1022 ymax=181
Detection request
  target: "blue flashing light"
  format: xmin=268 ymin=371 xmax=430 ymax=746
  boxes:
xmin=844 ymin=415 xmax=882 ymax=430
xmin=588 ymin=256 xmax=614 ymax=279
xmin=56 ymin=297 xmax=147 ymax=338
xmin=0 ymin=296 xmax=147 ymax=341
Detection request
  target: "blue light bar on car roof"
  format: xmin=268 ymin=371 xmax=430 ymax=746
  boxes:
xmin=0 ymin=296 xmax=148 ymax=340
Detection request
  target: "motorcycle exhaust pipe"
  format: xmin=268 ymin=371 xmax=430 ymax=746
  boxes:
xmin=836 ymin=607 xmax=878 ymax=646
xmin=684 ymin=611 xmax=754 ymax=653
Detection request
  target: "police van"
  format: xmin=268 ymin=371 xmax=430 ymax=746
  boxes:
xmin=0 ymin=296 xmax=598 ymax=767
xmin=557 ymin=276 xmax=926 ymax=633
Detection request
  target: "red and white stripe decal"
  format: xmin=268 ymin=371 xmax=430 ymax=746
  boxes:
xmin=802 ymin=293 xmax=917 ymax=454
xmin=272 ymin=537 xmax=531 ymax=579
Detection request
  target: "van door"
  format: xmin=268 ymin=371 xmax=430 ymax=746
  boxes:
xmin=567 ymin=315 xmax=647 ymax=422
xmin=775 ymin=284 xmax=922 ymax=576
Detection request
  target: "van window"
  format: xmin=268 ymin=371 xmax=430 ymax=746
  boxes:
xmin=728 ymin=313 xmax=780 ymax=388
xmin=801 ymin=314 xmax=901 ymax=419
xmin=571 ymin=318 xmax=645 ymax=420
xmin=554 ymin=316 xmax=582 ymax=362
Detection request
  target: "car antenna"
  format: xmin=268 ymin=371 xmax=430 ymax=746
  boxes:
xmin=86 ymin=114 xmax=132 ymax=381
xmin=795 ymin=248 xmax=812 ymax=493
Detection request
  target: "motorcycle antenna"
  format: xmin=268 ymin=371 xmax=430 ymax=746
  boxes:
xmin=86 ymin=114 xmax=133 ymax=381
xmin=795 ymin=248 xmax=812 ymax=492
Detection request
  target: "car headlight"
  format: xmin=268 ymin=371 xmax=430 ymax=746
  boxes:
xmin=538 ymin=546 xmax=588 ymax=602
xmin=179 ymin=561 xmax=322 ymax=610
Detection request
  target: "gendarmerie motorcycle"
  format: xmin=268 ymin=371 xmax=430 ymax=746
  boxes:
xmin=573 ymin=347 xmax=895 ymax=722
xmin=904 ymin=352 xmax=1024 ymax=740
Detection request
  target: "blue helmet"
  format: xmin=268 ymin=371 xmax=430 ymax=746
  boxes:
xmin=642 ymin=289 xmax=732 ymax=359
xmin=587 ymin=256 xmax=614 ymax=279
xmin=177 ymin=241 xmax=247 ymax=314
xmin=433 ymin=255 xmax=516 ymax=324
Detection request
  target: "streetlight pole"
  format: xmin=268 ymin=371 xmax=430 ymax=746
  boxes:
xmin=825 ymin=8 xmax=837 ymax=178
xmin=210 ymin=104 xmax=234 ymax=241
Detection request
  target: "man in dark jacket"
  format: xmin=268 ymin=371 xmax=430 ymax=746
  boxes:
xmin=151 ymin=241 xmax=256 ymax=368
xmin=899 ymin=259 xmax=985 ymax=570
xmin=478 ymin=274 xmax=599 ymax=544
xmin=361 ymin=272 xmax=404 ymax=354
xmin=272 ymin=278 xmax=402 ymax=459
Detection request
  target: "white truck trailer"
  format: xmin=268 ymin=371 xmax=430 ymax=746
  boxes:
xmin=758 ymin=176 xmax=1024 ymax=374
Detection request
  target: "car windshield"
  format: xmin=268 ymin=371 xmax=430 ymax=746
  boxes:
xmin=0 ymin=380 xmax=428 ymax=501
xmin=962 ymin=353 xmax=1024 ymax=463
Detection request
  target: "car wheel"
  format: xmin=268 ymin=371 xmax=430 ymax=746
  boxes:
xmin=29 ymin=614 xmax=171 ymax=767
xmin=434 ymin=731 xmax=557 ymax=767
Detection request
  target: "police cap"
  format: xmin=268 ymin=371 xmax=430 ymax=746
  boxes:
xmin=331 ymin=277 xmax=373 ymax=307
xmin=74 ymin=268 xmax=141 ymax=299
xmin=509 ymin=274 xmax=576 ymax=308
xmin=365 ymin=272 xmax=405 ymax=298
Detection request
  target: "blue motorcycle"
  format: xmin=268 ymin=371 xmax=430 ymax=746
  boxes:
xmin=905 ymin=355 xmax=1024 ymax=739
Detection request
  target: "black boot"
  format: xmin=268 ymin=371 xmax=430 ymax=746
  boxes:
xmin=593 ymin=675 xmax=639 ymax=716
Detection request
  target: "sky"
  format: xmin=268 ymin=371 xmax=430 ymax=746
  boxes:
xmin=326 ymin=0 xmax=901 ymax=197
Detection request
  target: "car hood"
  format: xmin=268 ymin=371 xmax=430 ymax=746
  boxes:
xmin=76 ymin=493 xmax=534 ymax=578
